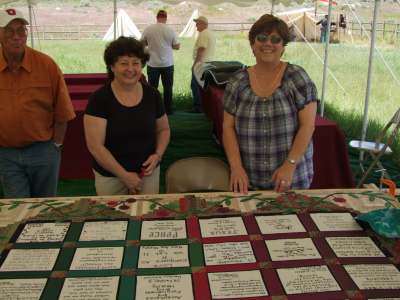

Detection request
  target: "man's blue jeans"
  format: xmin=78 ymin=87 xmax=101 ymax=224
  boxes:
xmin=147 ymin=65 xmax=174 ymax=114
xmin=191 ymin=71 xmax=202 ymax=112
xmin=0 ymin=141 xmax=61 ymax=198
xmin=320 ymin=30 xmax=327 ymax=43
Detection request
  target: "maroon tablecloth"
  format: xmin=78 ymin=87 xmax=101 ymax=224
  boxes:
xmin=60 ymin=100 xmax=94 ymax=179
xmin=61 ymin=74 xmax=354 ymax=188
xmin=201 ymin=85 xmax=355 ymax=189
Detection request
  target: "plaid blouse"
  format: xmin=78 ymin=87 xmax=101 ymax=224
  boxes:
xmin=223 ymin=63 xmax=318 ymax=190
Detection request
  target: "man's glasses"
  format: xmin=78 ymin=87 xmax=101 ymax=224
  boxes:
xmin=3 ymin=26 xmax=28 ymax=38
xmin=255 ymin=33 xmax=282 ymax=44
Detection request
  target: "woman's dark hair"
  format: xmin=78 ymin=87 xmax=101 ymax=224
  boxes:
xmin=249 ymin=14 xmax=290 ymax=46
xmin=104 ymin=36 xmax=149 ymax=80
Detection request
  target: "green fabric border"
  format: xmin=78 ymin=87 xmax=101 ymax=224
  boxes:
xmin=127 ymin=220 xmax=141 ymax=240
xmin=140 ymin=239 xmax=188 ymax=246
xmin=122 ymin=246 xmax=138 ymax=269
xmin=65 ymin=222 xmax=83 ymax=242
xmin=0 ymin=271 xmax=51 ymax=279
xmin=54 ymin=247 xmax=75 ymax=271
xmin=118 ymin=275 xmax=135 ymax=300
xmin=137 ymin=267 xmax=191 ymax=276
xmin=67 ymin=269 xmax=121 ymax=277
xmin=189 ymin=243 xmax=204 ymax=267
xmin=40 ymin=278 xmax=63 ymax=300
xmin=13 ymin=243 xmax=62 ymax=249
xmin=77 ymin=241 xmax=126 ymax=247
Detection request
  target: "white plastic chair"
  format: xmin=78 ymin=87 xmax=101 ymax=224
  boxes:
xmin=165 ymin=157 xmax=230 ymax=193
xmin=349 ymin=108 xmax=400 ymax=187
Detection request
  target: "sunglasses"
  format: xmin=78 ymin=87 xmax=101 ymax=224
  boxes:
xmin=4 ymin=26 xmax=28 ymax=38
xmin=255 ymin=33 xmax=282 ymax=44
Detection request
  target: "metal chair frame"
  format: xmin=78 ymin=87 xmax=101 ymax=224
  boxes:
xmin=350 ymin=108 xmax=400 ymax=187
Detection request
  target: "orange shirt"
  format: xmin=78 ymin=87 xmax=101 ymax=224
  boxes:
xmin=0 ymin=46 xmax=75 ymax=147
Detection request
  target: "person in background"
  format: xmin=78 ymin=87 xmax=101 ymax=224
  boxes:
xmin=317 ymin=14 xmax=329 ymax=43
xmin=191 ymin=15 xmax=215 ymax=113
xmin=141 ymin=9 xmax=180 ymax=115
xmin=84 ymin=37 xmax=170 ymax=196
xmin=223 ymin=14 xmax=318 ymax=194
xmin=0 ymin=8 xmax=75 ymax=198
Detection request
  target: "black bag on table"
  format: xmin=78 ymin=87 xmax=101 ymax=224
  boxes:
xmin=202 ymin=61 xmax=246 ymax=88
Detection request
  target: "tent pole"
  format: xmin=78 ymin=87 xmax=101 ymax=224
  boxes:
xmin=271 ymin=0 xmax=275 ymax=14
xmin=360 ymin=0 xmax=380 ymax=159
xmin=28 ymin=1 xmax=34 ymax=48
xmin=314 ymin=0 xmax=318 ymax=17
xmin=319 ymin=0 xmax=333 ymax=116
xmin=113 ymin=0 xmax=117 ymax=40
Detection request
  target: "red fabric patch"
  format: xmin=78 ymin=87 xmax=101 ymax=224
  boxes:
xmin=6 ymin=9 xmax=16 ymax=16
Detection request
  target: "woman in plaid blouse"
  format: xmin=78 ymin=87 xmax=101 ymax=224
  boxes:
xmin=223 ymin=14 xmax=318 ymax=194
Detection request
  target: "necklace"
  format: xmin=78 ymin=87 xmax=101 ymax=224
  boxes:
xmin=111 ymin=81 xmax=142 ymax=107
xmin=251 ymin=62 xmax=285 ymax=99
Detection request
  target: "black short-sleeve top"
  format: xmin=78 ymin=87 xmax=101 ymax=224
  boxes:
xmin=85 ymin=82 xmax=165 ymax=176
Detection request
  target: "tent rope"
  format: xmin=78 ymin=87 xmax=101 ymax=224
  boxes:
xmin=290 ymin=20 xmax=348 ymax=96
xmin=344 ymin=0 xmax=400 ymax=87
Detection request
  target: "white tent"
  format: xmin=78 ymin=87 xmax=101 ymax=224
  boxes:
xmin=102 ymin=9 xmax=141 ymax=41
xmin=179 ymin=9 xmax=198 ymax=38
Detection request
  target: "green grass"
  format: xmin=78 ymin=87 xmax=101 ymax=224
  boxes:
xmin=38 ymin=35 xmax=400 ymax=160
xmin=38 ymin=34 xmax=400 ymax=121
xmin=24 ymin=35 xmax=399 ymax=197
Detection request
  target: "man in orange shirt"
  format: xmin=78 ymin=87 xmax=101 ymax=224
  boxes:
xmin=0 ymin=8 xmax=75 ymax=198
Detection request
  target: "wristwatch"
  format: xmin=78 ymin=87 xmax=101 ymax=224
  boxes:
xmin=54 ymin=142 xmax=63 ymax=150
xmin=287 ymin=158 xmax=296 ymax=165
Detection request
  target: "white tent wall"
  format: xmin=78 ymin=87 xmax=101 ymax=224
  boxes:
xmin=102 ymin=9 xmax=141 ymax=41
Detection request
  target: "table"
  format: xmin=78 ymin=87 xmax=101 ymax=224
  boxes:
xmin=201 ymin=85 xmax=355 ymax=189
xmin=0 ymin=189 xmax=399 ymax=299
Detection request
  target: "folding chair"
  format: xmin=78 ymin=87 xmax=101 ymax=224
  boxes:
xmin=165 ymin=157 xmax=230 ymax=193
xmin=349 ymin=108 xmax=400 ymax=187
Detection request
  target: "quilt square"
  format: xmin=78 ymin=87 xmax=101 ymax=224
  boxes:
xmin=16 ymin=222 xmax=70 ymax=243
xmin=58 ymin=276 xmax=119 ymax=300
xmin=326 ymin=237 xmax=385 ymax=257
xmin=265 ymin=238 xmax=321 ymax=261
xmin=344 ymin=264 xmax=400 ymax=289
xmin=0 ymin=249 xmax=59 ymax=272
xmin=208 ymin=270 xmax=268 ymax=298
xmin=310 ymin=213 xmax=363 ymax=231
xmin=277 ymin=265 xmax=341 ymax=294
xmin=203 ymin=241 xmax=256 ymax=266
xmin=256 ymin=215 xmax=306 ymax=234
xmin=136 ymin=274 xmax=194 ymax=300
xmin=141 ymin=220 xmax=187 ymax=240
xmin=0 ymin=278 xmax=47 ymax=299
xmin=79 ymin=221 xmax=128 ymax=241
xmin=138 ymin=245 xmax=189 ymax=268
xmin=69 ymin=247 xmax=124 ymax=270
xmin=199 ymin=217 xmax=247 ymax=238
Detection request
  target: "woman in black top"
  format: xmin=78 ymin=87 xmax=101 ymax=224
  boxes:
xmin=84 ymin=37 xmax=170 ymax=195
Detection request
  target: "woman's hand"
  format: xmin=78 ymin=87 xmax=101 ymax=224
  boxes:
xmin=230 ymin=166 xmax=249 ymax=194
xmin=141 ymin=153 xmax=161 ymax=176
xmin=120 ymin=172 xmax=143 ymax=194
xmin=271 ymin=161 xmax=296 ymax=193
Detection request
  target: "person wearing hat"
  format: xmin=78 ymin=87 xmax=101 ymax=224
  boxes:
xmin=0 ymin=8 xmax=75 ymax=198
xmin=191 ymin=15 xmax=215 ymax=113
xmin=141 ymin=9 xmax=180 ymax=115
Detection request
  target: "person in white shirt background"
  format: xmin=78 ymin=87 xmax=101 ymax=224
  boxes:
xmin=190 ymin=15 xmax=215 ymax=113
xmin=141 ymin=10 xmax=180 ymax=115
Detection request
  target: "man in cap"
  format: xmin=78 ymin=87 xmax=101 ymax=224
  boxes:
xmin=0 ymin=8 xmax=75 ymax=198
xmin=141 ymin=9 xmax=180 ymax=115
xmin=191 ymin=15 xmax=215 ymax=113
